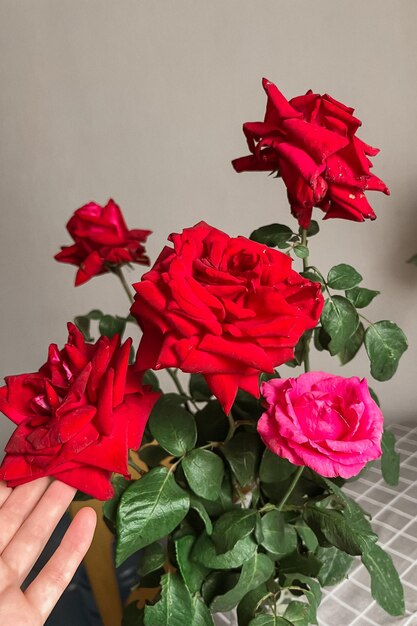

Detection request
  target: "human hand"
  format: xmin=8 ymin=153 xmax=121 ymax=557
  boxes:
xmin=0 ymin=478 xmax=97 ymax=626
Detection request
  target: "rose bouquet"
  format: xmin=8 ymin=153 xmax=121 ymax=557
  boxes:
xmin=0 ymin=80 xmax=409 ymax=625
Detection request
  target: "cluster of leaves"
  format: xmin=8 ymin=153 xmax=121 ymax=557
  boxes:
xmin=250 ymin=222 xmax=408 ymax=381
xmin=250 ymin=220 xmax=319 ymax=260
xmin=74 ymin=309 xmax=131 ymax=341
xmin=103 ymin=379 xmax=404 ymax=625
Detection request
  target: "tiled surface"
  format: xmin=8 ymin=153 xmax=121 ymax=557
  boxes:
xmin=214 ymin=423 xmax=417 ymax=626
xmin=318 ymin=422 xmax=417 ymax=626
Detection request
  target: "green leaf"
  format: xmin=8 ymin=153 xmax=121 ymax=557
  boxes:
xmin=143 ymin=370 xmax=161 ymax=392
xmin=295 ymin=519 xmax=319 ymax=552
xmin=222 ymin=431 xmax=262 ymax=487
xmin=198 ymin=474 xmax=235 ymax=517
xmin=300 ymin=220 xmax=320 ymax=237
xmin=149 ymin=395 xmax=197 ymax=456
xmin=99 ymin=314 xmax=126 ymax=338
xmin=327 ymin=264 xmax=363 ymax=290
xmin=279 ymin=551 xmax=322 ymax=578
xmin=74 ymin=315 xmax=93 ymax=341
xmin=361 ymin=541 xmax=405 ymax=616
xmin=286 ymin=331 xmax=312 ymax=368
xmin=189 ymin=495 xmax=213 ymax=535
xmin=195 ymin=401 xmax=229 ymax=446
xmin=189 ymin=374 xmax=213 ymax=401
xmin=321 ymin=478 xmax=376 ymax=538
xmin=345 ymin=287 xmax=380 ymax=308
xmin=249 ymin=615 xmax=291 ymax=625
xmin=313 ymin=326 xmax=330 ymax=352
xmin=211 ymin=552 xmax=274 ymax=613
xmin=138 ymin=444 xmax=169 ymax=468
xmin=260 ymin=511 xmax=298 ymax=557
xmin=237 ymin=585 xmax=270 ymax=626
xmin=304 ymin=479 xmax=376 ymax=556
xmin=407 ymin=253 xmax=417 ymax=266
xmin=368 ymin=386 xmax=380 ymax=406
xmin=144 ymin=572 xmax=214 ymax=626
xmin=212 ymin=509 xmax=257 ymax=553
xmin=85 ymin=309 xmax=103 ymax=319
xmin=122 ymin=603 xmax=145 ymax=626
xmin=364 ymin=321 xmax=408 ymax=381
xmin=293 ymin=244 xmax=309 ymax=259
xmin=250 ymin=224 xmax=293 ymax=248
xmin=303 ymin=506 xmax=364 ymax=555
xmin=231 ymin=389 xmax=263 ymax=421
xmin=283 ymin=574 xmax=321 ymax=624
xmin=138 ymin=542 xmax=166 ymax=577
xmin=316 ymin=546 xmax=354 ymax=586
xmin=182 ymin=449 xmax=224 ymax=501
xmin=259 ymin=449 xmax=298 ymax=484
xmin=102 ymin=475 xmax=130 ymax=527
xmin=321 ymin=296 xmax=359 ymax=355
xmin=201 ymin=571 xmax=239 ymax=607
xmin=116 ymin=467 xmax=190 ymax=565
xmin=192 ymin=532 xmax=257 ymax=569
xmin=381 ymin=429 xmax=400 ymax=486
xmin=191 ymin=596 xmax=215 ymax=626
xmin=338 ymin=322 xmax=364 ymax=365
xmin=175 ymin=535 xmax=209 ymax=593
xmin=301 ymin=267 xmax=325 ymax=286
xmin=283 ymin=601 xmax=310 ymax=625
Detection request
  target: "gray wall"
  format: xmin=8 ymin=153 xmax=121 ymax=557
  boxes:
xmin=1 ymin=1 xmax=417 ymax=454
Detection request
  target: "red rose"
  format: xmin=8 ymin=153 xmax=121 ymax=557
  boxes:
xmin=131 ymin=221 xmax=323 ymax=414
xmin=232 ymin=78 xmax=389 ymax=228
xmin=0 ymin=324 xmax=159 ymax=500
xmin=55 ymin=199 xmax=152 ymax=285
xmin=258 ymin=372 xmax=383 ymax=479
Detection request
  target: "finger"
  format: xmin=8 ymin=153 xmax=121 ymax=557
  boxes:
xmin=25 ymin=506 xmax=97 ymax=622
xmin=0 ymin=481 xmax=12 ymax=508
xmin=2 ymin=480 xmax=76 ymax=584
xmin=0 ymin=477 xmax=51 ymax=553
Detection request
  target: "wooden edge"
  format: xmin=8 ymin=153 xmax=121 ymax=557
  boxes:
xmin=69 ymin=499 xmax=123 ymax=626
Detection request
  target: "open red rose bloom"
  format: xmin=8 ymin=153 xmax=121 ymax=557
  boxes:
xmin=55 ymin=199 xmax=151 ymax=285
xmin=232 ymin=79 xmax=389 ymax=227
xmin=0 ymin=324 xmax=159 ymax=499
xmin=131 ymin=221 xmax=324 ymax=414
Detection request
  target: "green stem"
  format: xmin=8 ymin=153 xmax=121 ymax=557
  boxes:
xmin=277 ymin=466 xmax=304 ymax=511
xmin=300 ymin=228 xmax=310 ymax=373
xmin=166 ymin=368 xmax=187 ymax=396
xmin=224 ymin=413 xmax=236 ymax=443
xmin=359 ymin=313 xmax=373 ymax=327
xmin=112 ymin=266 xmax=134 ymax=303
xmin=300 ymin=228 xmax=308 ymax=273
xmin=128 ymin=457 xmax=145 ymax=475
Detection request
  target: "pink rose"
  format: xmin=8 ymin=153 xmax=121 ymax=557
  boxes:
xmin=258 ymin=372 xmax=383 ymax=479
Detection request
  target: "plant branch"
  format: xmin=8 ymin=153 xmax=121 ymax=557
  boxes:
xmin=112 ymin=265 xmax=134 ymax=303
xmin=300 ymin=228 xmax=311 ymax=372
xmin=277 ymin=466 xmax=304 ymax=511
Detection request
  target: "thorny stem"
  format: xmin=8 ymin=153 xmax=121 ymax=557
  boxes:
xmin=277 ymin=466 xmax=304 ymax=511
